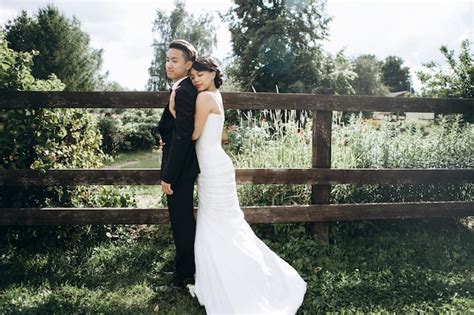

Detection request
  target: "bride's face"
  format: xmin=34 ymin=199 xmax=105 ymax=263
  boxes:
xmin=190 ymin=68 xmax=216 ymax=92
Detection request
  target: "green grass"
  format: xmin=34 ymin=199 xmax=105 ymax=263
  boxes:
xmin=0 ymin=219 xmax=472 ymax=313
xmin=105 ymin=149 xmax=161 ymax=169
xmin=129 ymin=159 xmax=160 ymax=169
xmin=102 ymin=150 xmax=163 ymax=208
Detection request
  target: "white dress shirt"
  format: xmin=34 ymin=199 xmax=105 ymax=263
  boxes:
xmin=171 ymin=76 xmax=188 ymax=91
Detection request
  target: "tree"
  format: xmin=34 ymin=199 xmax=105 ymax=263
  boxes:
xmin=147 ymin=0 xmax=217 ymax=91
xmin=317 ymin=50 xmax=358 ymax=124
xmin=226 ymin=0 xmax=331 ymax=93
xmin=4 ymin=5 xmax=106 ymax=91
xmin=225 ymin=0 xmax=332 ymax=129
xmin=417 ymin=39 xmax=473 ymax=123
xmin=417 ymin=39 xmax=473 ymax=99
xmin=0 ymin=30 xmax=133 ymax=208
xmin=351 ymin=54 xmax=390 ymax=96
xmin=320 ymin=50 xmax=357 ymax=96
xmin=381 ymin=56 xmax=411 ymax=92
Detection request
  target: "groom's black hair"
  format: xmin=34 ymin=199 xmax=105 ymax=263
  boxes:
xmin=169 ymin=39 xmax=197 ymax=62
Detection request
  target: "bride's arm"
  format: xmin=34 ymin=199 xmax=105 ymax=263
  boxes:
xmin=192 ymin=92 xmax=213 ymax=140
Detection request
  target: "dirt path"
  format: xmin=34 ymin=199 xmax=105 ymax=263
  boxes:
xmin=102 ymin=160 xmax=140 ymax=169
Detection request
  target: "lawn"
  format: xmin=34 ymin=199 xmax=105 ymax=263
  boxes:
xmin=0 ymin=219 xmax=472 ymax=313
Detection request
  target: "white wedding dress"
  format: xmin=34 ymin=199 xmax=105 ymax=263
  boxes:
xmin=186 ymin=91 xmax=307 ymax=314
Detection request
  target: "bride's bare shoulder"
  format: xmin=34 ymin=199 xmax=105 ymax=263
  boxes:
xmin=197 ymin=91 xmax=215 ymax=100
xmin=194 ymin=92 xmax=214 ymax=114
xmin=196 ymin=91 xmax=217 ymax=106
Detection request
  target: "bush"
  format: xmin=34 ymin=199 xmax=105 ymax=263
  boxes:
xmin=97 ymin=109 xmax=161 ymax=155
xmin=97 ymin=113 xmax=119 ymax=155
xmin=0 ymin=29 xmax=135 ymax=245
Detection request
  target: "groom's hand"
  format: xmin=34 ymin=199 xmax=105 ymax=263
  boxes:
xmin=161 ymin=180 xmax=173 ymax=195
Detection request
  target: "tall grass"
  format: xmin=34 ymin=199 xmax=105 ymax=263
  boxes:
xmin=224 ymin=111 xmax=473 ymax=206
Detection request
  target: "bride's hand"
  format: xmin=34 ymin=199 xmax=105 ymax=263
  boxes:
xmin=169 ymin=90 xmax=176 ymax=118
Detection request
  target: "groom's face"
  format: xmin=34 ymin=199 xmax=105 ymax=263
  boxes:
xmin=166 ymin=48 xmax=192 ymax=82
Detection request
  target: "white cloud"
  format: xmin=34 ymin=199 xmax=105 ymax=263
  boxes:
xmin=1 ymin=0 xmax=471 ymax=91
xmin=323 ymin=0 xmax=473 ymax=90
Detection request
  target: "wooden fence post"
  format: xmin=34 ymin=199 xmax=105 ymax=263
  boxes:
xmin=311 ymin=88 xmax=334 ymax=242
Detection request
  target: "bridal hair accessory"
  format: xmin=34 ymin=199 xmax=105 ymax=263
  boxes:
xmin=192 ymin=59 xmax=218 ymax=72
xmin=192 ymin=56 xmax=224 ymax=88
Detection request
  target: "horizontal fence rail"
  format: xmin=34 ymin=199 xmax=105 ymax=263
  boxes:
xmin=1 ymin=168 xmax=473 ymax=186
xmin=1 ymin=91 xmax=473 ymax=240
xmin=1 ymin=201 xmax=472 ymax=226
xmin=0 ymin=91 xmax=473 ymax=112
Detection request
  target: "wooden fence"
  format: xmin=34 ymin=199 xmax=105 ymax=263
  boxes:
xmin=1 ymin=91 xmax=473 ymax=241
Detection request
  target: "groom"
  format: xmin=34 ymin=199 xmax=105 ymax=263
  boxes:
xmin=158 ymin=39 xmax=200 ymax=289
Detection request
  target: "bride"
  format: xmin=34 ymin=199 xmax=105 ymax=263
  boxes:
xmin=187 ymin=56 xmax=307 ymax=314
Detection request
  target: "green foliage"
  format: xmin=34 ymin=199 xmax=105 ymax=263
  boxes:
xmin=319 ymin=50 xmax=357 ymax=96
xmin=226 ymin=0 xmax=331 ymax=93
xmin=0 ymin=31 xmax=63 ymax=91
xmin=0 ymin=30 xmax=135 ymax=247
xmin=225 ymin=0 xmax=360 ymax=129
xmin=4 ymin=5 xmax=106 ymax=91
xmin=333 ymin=114 xmax=473 ymax=170
xmin=330 ymin=114 xmax=473 ymax=204
xmin=97 ymin=109 xmax=161 ymax=155
xmin=351 ymin=54 xmax=390 ymax=96
xmin=147 ymin=0 xmax=217 ymax=91
xmin=417 ymin=39 xmax=473 ymax=123
xmin=97 ymin=113 xmax=120 ymax=155
xmin=417 ymin=39 xmax=473 ymax=99
xmin=222 ymin=111 xmax=473 ymax=208
xmin=381 ymin=56 xmax=411 ymax=92
xmin=0 ymin=103 xmax=126 ymax=208
xmin=223 ymin=110 xmax=311 ymax=206
xmin=1 ymin=109 xmax=103 ymax=170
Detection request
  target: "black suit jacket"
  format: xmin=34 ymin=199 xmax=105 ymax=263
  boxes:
xmin=158 ymin=77 xmax=200 ymax=186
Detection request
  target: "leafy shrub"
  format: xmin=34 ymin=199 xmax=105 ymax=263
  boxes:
xmin=97 ymin=109 xmax=161 ymax=154
xmin=0 ymin=30 xmax=135 ymax=245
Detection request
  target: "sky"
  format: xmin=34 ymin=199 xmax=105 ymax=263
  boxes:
xmin=0 ymin=0 xmax=472 ymax=91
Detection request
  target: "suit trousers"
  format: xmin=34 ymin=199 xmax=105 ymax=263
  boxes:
xmin=166 ymin=175 xmax=197 ymax=281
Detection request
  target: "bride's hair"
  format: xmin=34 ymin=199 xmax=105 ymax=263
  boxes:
xmin=192 ymin=57 xmax=224 ymax=88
